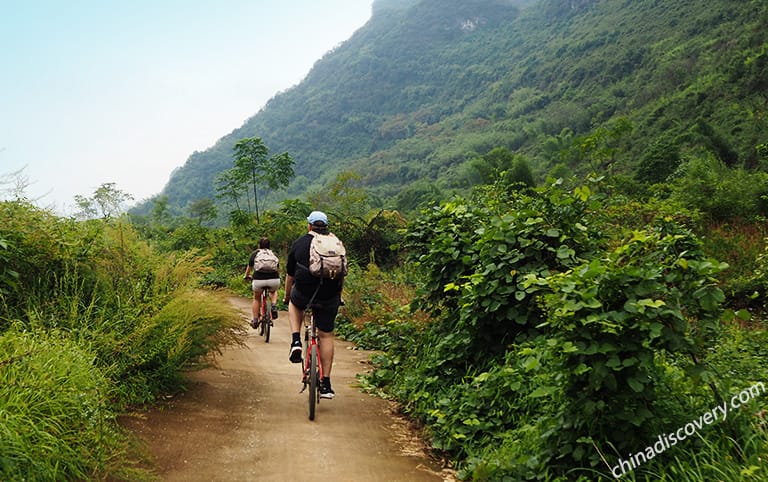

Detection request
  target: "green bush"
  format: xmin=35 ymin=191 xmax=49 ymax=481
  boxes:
xmin=362 ymin=179 xmax=768 ymax=480
xmin=530 ymin=220 xmax=728 ymax=472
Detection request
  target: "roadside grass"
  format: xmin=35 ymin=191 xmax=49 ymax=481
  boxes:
xmin=1 ymin=202 xmax=247 ymax=480
xmin=0 ymin=330 xmax=153 ymax=481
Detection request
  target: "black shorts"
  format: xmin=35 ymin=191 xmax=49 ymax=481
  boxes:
xmin=290 ymin=287 xmax=339 ymax=333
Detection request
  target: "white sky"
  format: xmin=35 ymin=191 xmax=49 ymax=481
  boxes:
xmin=0 ymin=0 xmax=373 ymax=214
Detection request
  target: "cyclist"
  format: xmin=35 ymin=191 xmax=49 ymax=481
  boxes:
xmin=283 ymin=211 xmax=345 ymax=399
xmin=244 ymin=237 xmax=280 ymax=328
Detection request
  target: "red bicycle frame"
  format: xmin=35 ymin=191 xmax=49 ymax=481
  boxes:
xmin=301 ymin=308 xmax=323 ymax=420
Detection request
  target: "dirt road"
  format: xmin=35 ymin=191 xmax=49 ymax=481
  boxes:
xmin=122 ymin=297 xmax=452 ymax=482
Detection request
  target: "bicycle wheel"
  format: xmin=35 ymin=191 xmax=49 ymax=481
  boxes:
xmin=308 ymin=344 xmax=318 ymax=420
xmin=263 ymin=300 xmax=271 ymax=343
xmin=258 ymin=293 xmax=266 ymax=336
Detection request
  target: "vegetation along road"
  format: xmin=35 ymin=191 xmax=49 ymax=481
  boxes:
xmin=122 ymin=296 xmax=453 ymax=481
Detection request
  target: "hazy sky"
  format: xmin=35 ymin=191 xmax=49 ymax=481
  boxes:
xmin=0 ymin=0 xmax=373 ymax=214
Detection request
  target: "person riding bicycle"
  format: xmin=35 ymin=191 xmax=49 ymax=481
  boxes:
xmin=283 ymin=210 xmax=345 ymax=399
xmin=244 ymin=237 xmax=281 ymax=328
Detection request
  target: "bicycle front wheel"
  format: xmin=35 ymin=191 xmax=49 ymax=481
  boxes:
xmin=308 ymin=344 xmax=318 ymax=420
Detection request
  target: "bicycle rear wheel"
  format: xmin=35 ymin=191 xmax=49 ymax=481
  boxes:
xmin=308 ymin=344 xmax=318 ymax=420
xmin=258 ymin=293 xmax=267 ymax=336
xmin=263 ymin=300 xmax=271 ymax=343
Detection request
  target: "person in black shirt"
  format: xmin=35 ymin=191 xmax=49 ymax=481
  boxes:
xmin=283 ymin=211 xmax=344 ymax=399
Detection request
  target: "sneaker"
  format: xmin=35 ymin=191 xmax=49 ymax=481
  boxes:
xmin=271 ymin=306 xmax=278 ymax=320
xmin=289 ymin=342 xmax=302 ymax=363
xmin=250 ymin=318 xmax=258 ymax=329
xmin=320 ymin=381 xmax=335 ymax=399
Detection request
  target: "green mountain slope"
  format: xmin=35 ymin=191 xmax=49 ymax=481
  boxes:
xmin=140 ymin=0 xmax=768 ymax=215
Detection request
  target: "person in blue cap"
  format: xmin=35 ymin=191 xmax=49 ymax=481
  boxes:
xmin=283 ymin=210 xmax=345 ymax=399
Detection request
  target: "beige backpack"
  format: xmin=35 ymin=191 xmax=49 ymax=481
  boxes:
xmin=306 ymin=231 xmax=348 ymax=279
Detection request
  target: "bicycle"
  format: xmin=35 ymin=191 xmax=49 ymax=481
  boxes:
xmin=300 ymin=305 xmax=323 ymax=420
xmin=257 ymin=288 xmax=272 ymax=343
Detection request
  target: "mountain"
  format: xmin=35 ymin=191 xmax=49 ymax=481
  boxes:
xmin=135 ymin=0 xmax=768 ymax=216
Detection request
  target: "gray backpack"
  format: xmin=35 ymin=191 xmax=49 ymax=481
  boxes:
xmin=253 ymin=249 xmax=279 ymax=273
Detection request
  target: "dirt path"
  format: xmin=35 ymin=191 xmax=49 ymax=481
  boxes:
xmin=122 ymin=297 xmax=452 ymax=482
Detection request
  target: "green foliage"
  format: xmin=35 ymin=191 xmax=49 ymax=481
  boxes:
xmin=532 ymin=221 xmax=728 ymax=471
xmin=0 ymin=235 xmax=19 ymax=300
xmin=0 ymin=200 xmax=246 ymax=478
xmin=110 ymin=289 xmax=244 ymax=400
xmin=227 ymin=136 xmax=296 ymax=222
xmin=336 ymin=263 xmax=426 ymax=351
xmin=357 ymin=179 xmax=768 ymax=480
xmin=74 ymin=182 xmax=134 ymax=220
xmin=669 ymin=152 xmax=768 ymax=221
xmin=188 ymin=198 xmax=218 ymax=225
xmin=395 ymin=180 xmax=444 ymax=213
xmin=404 ymin=199 xmax=486 ymax=316
xmin=0 ymin=200 xmax=82 ymax=321
xmin=0 ymin=330 xmax=151 ymax=481
xmin=405 ymin=179 xmax=602 ymax=346
xmin=729 ymin=234 xmax=768 ymax=315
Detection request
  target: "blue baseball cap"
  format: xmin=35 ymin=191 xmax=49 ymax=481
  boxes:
xmin=307 ymin=210 xmax=328 ymax=225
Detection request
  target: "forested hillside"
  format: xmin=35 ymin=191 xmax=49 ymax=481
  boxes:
xmin=134 ymin=0 xmax=767 ymax=217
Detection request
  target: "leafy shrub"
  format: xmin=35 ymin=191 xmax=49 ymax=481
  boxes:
xmin=404 ymin=180 xmax=603 ymax=372
xmin=529 ymin=220 xmax=728 ymax=472
xmin=364 ymin=179 xmax=768 ymax=480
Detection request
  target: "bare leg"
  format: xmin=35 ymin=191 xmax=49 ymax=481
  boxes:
xmin=288 ymin=301 xmax=303 ymax=335
xmin=252 ymin=288 xmax=263 ymax=320
xmin=318 ymin=329 xmax=334 ymax=377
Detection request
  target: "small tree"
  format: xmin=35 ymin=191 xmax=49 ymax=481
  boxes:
xmin=215 ymin=167 xmax=247 ymax=212
xmin=151 ymin=195 xmax=171 ymax=226
xmin=74 ymin=182 xmax=133 ymax=220
xmin=231 ymin=137 xmax=295 ymax=223
xmin=0 ymin=167 xmax=32 ymax=201
xmin=188 ymin=198 xmax=217 ymax=226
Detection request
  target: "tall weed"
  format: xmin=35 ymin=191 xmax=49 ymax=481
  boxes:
xmin=0 ymin=330 xmax=152 ymax=481
xmin=110 ymin=289 xmax=245 ymax=403
xmin=0 ymin=200 xmax=247 ymax=478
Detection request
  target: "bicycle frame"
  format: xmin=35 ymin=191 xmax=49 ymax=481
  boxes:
xmin=301 ymin=307 xmax=323 ymax=420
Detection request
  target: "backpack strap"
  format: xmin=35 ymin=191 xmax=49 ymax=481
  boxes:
xmin=297 ymin=232 xmax=324 ymax=289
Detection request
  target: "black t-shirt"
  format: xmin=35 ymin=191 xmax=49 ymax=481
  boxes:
xmin=286 ymin=232 xmax=343 ymax=300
